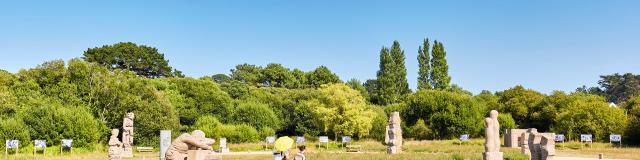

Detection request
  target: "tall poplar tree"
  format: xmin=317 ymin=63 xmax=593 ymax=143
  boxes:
xmin=390 ymin=41 xmax=411 ymax=95
xmin=429 ymin=41 xmax=451 ymax=90
xmin=417 ymin=38 xmax=431 ymax=90
xmin=375 ymin=47 xmax=397 ymax=105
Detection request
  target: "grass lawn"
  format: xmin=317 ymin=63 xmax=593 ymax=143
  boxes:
xmin=3 ymin=139 xmax=638 ymax=160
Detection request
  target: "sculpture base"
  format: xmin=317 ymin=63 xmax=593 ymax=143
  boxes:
xmin=483 ymin=152 xmax=503 ymax=160
xmin=187 ymin=150 xmax=211 ymax=160
xmin=121 ymin=148 xmax=133 ymax=158
xmin=387 ymin=146 xmax=401 ymax=154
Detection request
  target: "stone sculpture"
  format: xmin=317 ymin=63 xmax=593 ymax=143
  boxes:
xmin=108 ymin=129 xmax=123 ymax=160
xmin=385 ymin=111 xmax=403 ymax=154
xmin=165 ymin=130 xmax=215 ymax=160
xmin=539 ymin=134 xmax=556 ymax=160
xmin=121 ymin=112 xmax=135 ymax=157
xmin=504 ymin=129 xmax=527 ymax=148
xmin=483 ymin=110 xmax=503 ymax=160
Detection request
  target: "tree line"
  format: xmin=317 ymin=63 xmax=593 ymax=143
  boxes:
xmin=0 ymin=41 xmax=639 ymax=150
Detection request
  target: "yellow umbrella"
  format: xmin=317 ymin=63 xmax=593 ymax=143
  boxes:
xmin=274 ymin=136 xmax=294 ymax=152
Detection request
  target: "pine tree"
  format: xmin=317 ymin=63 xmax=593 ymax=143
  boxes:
xmin=429 ymin=41 xmax=451 ymax=90
xmin=375 ymin=47 xmax=397 ymax=105
xmin=390 ymin=41 xmax=411 ymax=95
xmin=417 ymin=38 xmax=431 ymax=90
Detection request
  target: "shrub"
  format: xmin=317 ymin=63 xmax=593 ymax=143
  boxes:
xmin=193 ymin=115 xmax=223 ymax=138
xmin=22 ymin=104 xmax=100 ymax=147
xmin=498 ymin=113 xmax=516 ymax=136
xmin=232 ymin=101 xmax=280 ymax=130
xmin=0 ymin=118 xmax=30 ymax=149
xmin=367 ymin=106 xmax=388 ymax=141
xmin=408 ymin=119 xmax=432 ymax=140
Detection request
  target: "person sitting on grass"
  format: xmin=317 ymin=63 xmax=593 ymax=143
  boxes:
xmin=294 ymin=145 xmax=306 ymax=160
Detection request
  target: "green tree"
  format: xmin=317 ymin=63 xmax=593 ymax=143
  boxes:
xmin=551 ymin=93 xmax=628 ymax=141
xmin=0 ymin=118 xmax=30 ymax=149
xmin=346 ymin=79 xmax=369 ymax=101
xmin=261 ymin=63 xmax=296 ymax=88
xmin=374 ymin=47 xmax=398 ymax=105
xmin=306 ymin=66 xmax=341 ymax=88
xmin=232 ymin=101 xmax=281 ymax=130
xmin=83 ymin=42 xmax=180 ymax=78
xmin=417 ymin=38 xmax=431 ymax=90
xmin=167 ymin=78 xmax=233 ymax=125
xmin=230 ymin=64 xmax=263 ymax=86
xmin=496 ymin=85 xmax=545 ymax=127
xmin=593 ymin=73 xmax=640 ymax=103
xmin=315 ymin=84 xmax=375 ymax=138
xmin=429 ymin=41 xmax=451 ymax=89
xmin=404 ymin=90 xmax=484 ymax=139
xmin=390 ymin=41 xmax=410 ymax=95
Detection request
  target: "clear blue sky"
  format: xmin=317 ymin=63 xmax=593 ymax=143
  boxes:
xmin=1 ymin=0 xmax=639 ymax=94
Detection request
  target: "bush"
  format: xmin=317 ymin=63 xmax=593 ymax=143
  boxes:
xmin=22 ymin=104 xmax=100 ymax=147
xmin=498 ymin=113 xmax=516 ymax=136
xmin=259 ymin=127 xmax=276 ymax=138
xmin=367 ymin=106 xmax=388 ymax=141
xmin=232 ymin=101 xmax=281 ymax=130
xmin=213 ymin=124 xmax=260 ymax=143
xmin=552 ymin=93 xmax=628 ymax=141
xmin=408 ymin=119 xmax=432 ymax=140
xmin=404 ymin=90 xmax=484 ymax=139
xmin=194 ymin=115 xmax=223 ymax=137
xmin=0 ymin=118 xmax=30 ymax=149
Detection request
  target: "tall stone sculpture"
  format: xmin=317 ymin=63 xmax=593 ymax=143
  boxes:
xmin=165 ymin=130 xmax=215 ymax=160
xmin=539 ymin=134 xmax=556 ymax=160
xmin=520 ymin=129 xmax=556 ymax=160
xmin=385 ymin=111 xmax=402 ymax=154
xmin=121 ymin=112 xmax=134 ymax=157
xmin=108 ymin=129 xmax=123 ymax=160
xmin=483 ymin=110 xmax=503 ymax=160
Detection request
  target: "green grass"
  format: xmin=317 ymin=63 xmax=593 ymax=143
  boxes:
xmin=3 ymin=139 xmax=639 ymax=160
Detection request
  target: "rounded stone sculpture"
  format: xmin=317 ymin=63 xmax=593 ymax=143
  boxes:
xmin=385 ymin=111 xmax=403 ymax=154
xmin=121 ymin=112 xmax=135 ymax=157
xmin=165 ymin=130 xmax=215 ymax=160
xmin=108 ymin=129 xmax=123 ymax=160
xmin=483 ymin=110 xmax=503 ymax=160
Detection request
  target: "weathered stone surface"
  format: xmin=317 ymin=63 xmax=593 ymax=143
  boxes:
xmin=108 ymin=129 xmax=123 ymax=160
xmin=121 ymin=112 xmax=134 ymax=158
xmin=385 ymin=111 xmax=402 ymax=154
xmin=483 ymin=110 xmax=503 ymax=160
xmin=165 ymin=130 xmax=215 ymax=160
xmin=504 ymin=129 xmax=528 ymax=148
xmin=518 ymin=128 xmax=556 ymax=160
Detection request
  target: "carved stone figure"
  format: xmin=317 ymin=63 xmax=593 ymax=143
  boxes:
xmin=483 ymin=110 xmax=503 ymax=160
xmin=385 ymin=111 xmax=402 ymax=154
xmin=518 ymin=128 xmax=556 ymax=160
xmin=108 ymin=129 xmax=123 ymax=160
xmin=540 ymin=134 xmax=556 ymax=160
xmin=121 ymin=112 xmax=135 ymax=157
xmin=504 ymin=129 xmax=528 ymax=148
xmin=165 ymin=130 xmax=215 ymax=160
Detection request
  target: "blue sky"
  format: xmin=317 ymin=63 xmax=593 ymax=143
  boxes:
xmin=1 ymin=0 xmax=639 ymax=94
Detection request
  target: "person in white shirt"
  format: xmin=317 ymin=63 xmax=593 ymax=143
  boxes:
xmin=294 ymin=145 xmax=306 ymax=160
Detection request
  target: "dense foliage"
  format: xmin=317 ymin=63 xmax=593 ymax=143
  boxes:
xmin=1 ymin=41 xmax=639 ymax=151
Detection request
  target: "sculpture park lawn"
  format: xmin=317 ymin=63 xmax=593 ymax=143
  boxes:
xmin=5 ymin=139 xmax=640 ymax=160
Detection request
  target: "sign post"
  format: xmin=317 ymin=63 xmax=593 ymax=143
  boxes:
xmin=34 ymin=140 xmax=46 ymax=155
xmin=580 ymin=134 xmax=592 ymax=148
xmin=554 ymin=134 xmax=565 ymax=149
xmin=610 ymin=134 xmax=622 ymax=148
xmin=296 ymin=136 xmax=305 ymax=146
xmin=459 ymin=134 xmax=469 ymax=145
xmin=265 ymin=136 xmax=276 ymax=150
xmin=61 ymin=139 xmax=73 ymax=155
xmin=5 ymin=140 xmax=19 ymax=156
xmin=341 ymin=136 xmax=351 ymax=149
xmin=318 ymin=136 xmax=329 ymax=150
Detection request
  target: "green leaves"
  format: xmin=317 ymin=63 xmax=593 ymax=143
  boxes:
xmin=83 ymin=42 xmax=181 ymax=78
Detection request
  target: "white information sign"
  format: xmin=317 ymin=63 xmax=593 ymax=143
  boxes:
xmin=34 ymin=140 xmax=46 ymax=148
xmin=296 ymin=136 xmax=305 ymax=144
xmin=318 ymin=136 xmax=329 ymax=143
xmin=266 ymin=136 xmax=276 ymax=144
xmin=341 ymin=136 xmax=351 ymax=142
xmin=5 ymin=140 xmax=19 ymax=149
xmin=580 ymin=134 xmax=592 ymax=142
xmin=555 ymin=134 xmax=565 ymax=142
xmin=610 ymin=134 xmax=621 ymax=142
xmin=459 ymin=134 xmax=469 ymax=141
xmin=61 ymin=139 xmax=73 ymax=148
